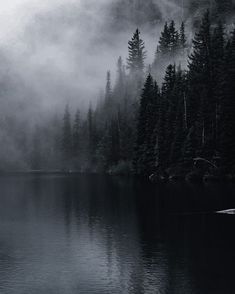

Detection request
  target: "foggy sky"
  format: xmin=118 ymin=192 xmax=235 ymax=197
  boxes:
xmin=0 ymin=0 xmax=189 ymax=120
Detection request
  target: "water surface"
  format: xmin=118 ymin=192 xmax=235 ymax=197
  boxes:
xmin=0 ymin=175 xmax=235 ymax=294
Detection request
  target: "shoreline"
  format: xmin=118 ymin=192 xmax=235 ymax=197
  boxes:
xmin=0 ymin=170 xmax=235 ymax=184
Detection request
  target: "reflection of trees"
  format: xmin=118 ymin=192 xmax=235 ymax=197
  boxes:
xmin=54 ymin=176 xmax=235 ymax=293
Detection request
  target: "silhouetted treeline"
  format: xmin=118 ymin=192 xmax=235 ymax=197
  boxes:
xmin=55 ymin=11 xmax=235 ymax=177
xmin=2 ymin=10 xmax=235 ymax=178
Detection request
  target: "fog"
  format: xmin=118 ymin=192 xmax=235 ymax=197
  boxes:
xmin=0 ymin=0 xmax=231 ymax=171
xmin=0 ymin=0 xmax=192 ymax=121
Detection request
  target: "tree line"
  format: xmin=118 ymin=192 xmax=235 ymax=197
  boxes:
xmin=31 ymin=11 xmax=235 ymax=178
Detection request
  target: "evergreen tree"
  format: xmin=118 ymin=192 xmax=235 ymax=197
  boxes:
xmin=113 ymin=56 xmax=126 ymax=105
xmin=220 ymin=30 xmax=235 ymax=172
xmin=188 ymin=10 xmax=214 ymax=159
xmin=105 ymin=71 xmax=112 ymax=105
xmin=109 ymin=118 xmax=120 ymax=165
xmin=87 ymin=104 xmax=95 ymax=156
xmin=144 ymin=81 xmax=160 ymax=173
xmin=179 ymin=22 xmax=187 ymax=49
xmin=182 ymin=126 xmax=197 ymax=170
xmin=169 ymin=20 xmax=179 ymax=53
xmin=117 ymin=56 xmax=125 ymax=88
xmin=95 ymin=118 xmax=120 ymax=172
xmin=169 ymin=68 xmax=188 ymax=168
xmin=215 ymin=0 xmax=233 ymax=19
xmin=158 ymin=64 xmax=177 ymax=168
xmin=103 ymin=70 xmax=115 ymax=120
xmin=159 ymin=22 xmax=171 ymax=54
xmin=96 ymin=124 xmax=112 ymax=172
xmin=133 ymin=74 xmax=159 ymax=175
xmin=119 ymin=112 xmax=135 ymax=162
xmin=211 ymin=22 xmax=225 ymax=152
xmin=127 ymin=29 xmax=146 ymax=75
xmin=73 ymin=109 xmax=80 ymax=157
xmin=62 ymin=105 xmax=72 ymax=162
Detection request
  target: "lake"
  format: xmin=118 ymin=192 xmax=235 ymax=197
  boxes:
xmin=0 ymin=175 xmax=235 ymax=294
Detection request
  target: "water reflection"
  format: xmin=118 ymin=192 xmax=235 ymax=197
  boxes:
xmin=0 ymin=175 xmax=235 ymax=293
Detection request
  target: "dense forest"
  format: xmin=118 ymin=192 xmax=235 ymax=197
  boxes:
xmin=26 ymin=10 xmax=234 ymax=180
xmin=0 ymin=2 xmax=235 ymax=181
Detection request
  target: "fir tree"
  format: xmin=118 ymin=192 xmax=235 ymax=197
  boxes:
xmin=96 ymin=125 xmax=112 ymax=172
xmin=109 ymin=118 xmax=120 ymax=165
xmin=169 ymin=20 xmax=179 ymax=53
xmin=220 ymin=30 xmax=235 ymax=172
xmin=144 ymin=81 xmax=160 ymax=173
xmin=215 ymin=0 xmax=233 ymax=19
xmin=117 ymin=56 xmax=125 ymax=87
xmin=159 ymin=64 xmax=177 ymax=168
xmin=133 ymin=74 xmax=159 ymax=175
xmin=62 ymin=105 xmax=72 ymax=162
xmin=87 ymin=104 xmax=95 ymax=156
xmin=73 ymin=109 xmax=80 ymax=157
xmin=188 ymin=10 xmax=214 ymax=159
xmin=127 ymin=29 xmax=146 ymax=74
xmin=159 ymin=22 xmax=171 ymax=54
xmin=114 ymin=56 xmax=126 ymax=104
xmin=169 ymin=68 xmax=188 ymax=168
xmin=211 ymin=22 xmax=225 ymax=152
xmin=179 ymin=22 xmax=187 ymax=49
xmin=105 ymin=71 xmax=112 ymax=104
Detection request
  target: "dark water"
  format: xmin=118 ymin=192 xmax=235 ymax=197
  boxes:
xmin=0 ymin=175 xmax=235 ymax=294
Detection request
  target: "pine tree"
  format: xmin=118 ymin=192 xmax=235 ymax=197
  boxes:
xmin=182 ymin=126 xmax=197 ymax=170
xmin=169 ymin=68 xmax=188 ymax=168
xmin=215 ymin=0 xmax=233 ymax=19
xmin=117 ymin=56 xmax=125 ymax=88
xmin=159 ymin=22 xmax=171 ymax=54
xmin=169 ymin=20 xmax=179 ymax=53
xmin=179 ymin=22 xmax=187 ymax=49
xmin=73 ymin=109 xmax=80 ymax=157
xmin=114 ymin=56 xmax=126 ymax=104
xmin=109 ymin=118 xmax=120 ymax=165
xmin=127 ymin=28 xmax=146 ymax=75
xmin=145 ymin=81 xmax=160 ymax=173
xmin=220 ymin=30 xmax=235 ymax=172
xmin=87 ymin=104 xmax=95 ymax=156
xmin=96 ymin=124 xmax=112 ymax=172
xmin=62 ymin=105 xmax=72 ymax=162
xmin=211 ymin=22 xmax=225 ymax=153
xmin=188 ymin=10 xmax=214 ymax=159
xmin=111 ymin=106 xmax=134 ymax=164
xmin=159 ymin=64 xmax=177 ymax=168
xmin=133 ymin=74 xmax=159 ymax=175
xmin=105 ymin=71 xmax=112 ymax=104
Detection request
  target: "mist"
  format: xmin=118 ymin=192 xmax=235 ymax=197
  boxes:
xmin=0 ymin=0 xmax=230 ymax=171
xmin=0 ymin=0 xmax=191 ymax=120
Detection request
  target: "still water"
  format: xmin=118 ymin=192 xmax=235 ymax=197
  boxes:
xmin=0 ymin=175 xmax=235 ymax=294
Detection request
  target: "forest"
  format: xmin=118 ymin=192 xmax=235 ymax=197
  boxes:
xmin=27 ymin=10 xmax=234 ymax=181
xmin=0 ymin=2 xmax=235 ymax=181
